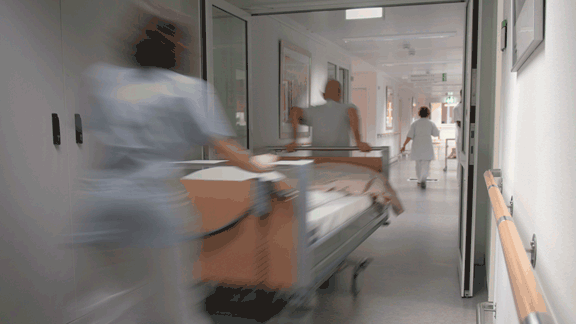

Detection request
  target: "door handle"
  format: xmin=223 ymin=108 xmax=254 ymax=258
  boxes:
xmin=52 ymin=113 xmax=61 ymax=145
xmin=75 ymin=114 xmax=83 ymax=144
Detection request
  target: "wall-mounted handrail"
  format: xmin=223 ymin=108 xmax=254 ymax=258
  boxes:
xmin=484 ymin=170 xmax=554 ymax=324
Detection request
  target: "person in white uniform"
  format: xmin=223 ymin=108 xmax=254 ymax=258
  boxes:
xmin=286 ymin=80 xmax=371 ymax=157
xmin=453 ymin=90 xmax=464 ymax=181
xmin=400 ymin=106 xmax=440 ymax=189
xmin=71 ymin=3 xmax=273 ymax=323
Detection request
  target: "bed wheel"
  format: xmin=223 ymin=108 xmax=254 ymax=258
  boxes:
xmin=319 ymin=276 xmax=332 ymax=289
xmin=351 ymin=258 xmax=372 ymax=296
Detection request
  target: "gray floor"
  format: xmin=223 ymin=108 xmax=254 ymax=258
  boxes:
xmin=306 ymin=156 xmax=488 ymax=324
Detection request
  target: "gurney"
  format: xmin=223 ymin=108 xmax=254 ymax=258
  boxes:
xmin=178 ymin=146 xmax=402 ymax=313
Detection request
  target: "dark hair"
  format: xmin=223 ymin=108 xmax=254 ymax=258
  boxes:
xmin=124 ymin=2 xmax=193 ymax=72
xmin=419 ymin=106 xmax=430 ymax=118
xmin=134 ymin=27 xmax=177 ymax=69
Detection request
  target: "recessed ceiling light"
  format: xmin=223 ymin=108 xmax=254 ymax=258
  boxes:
xmin=343 ymin=32 xmax=456 ymax=43
xmin=346 ymin=8 xmax=383 ymax=20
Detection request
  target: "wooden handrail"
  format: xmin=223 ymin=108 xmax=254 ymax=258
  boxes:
xmin=484 ymin=170 xmax=551 ymax=323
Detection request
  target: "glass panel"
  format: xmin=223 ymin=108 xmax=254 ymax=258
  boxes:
xmin=339 ymin=68 xmax=349 ymax=103
xmin=327 ymin=62 xmax=337 ymax=80
xmin=462 ymin=106 xmax=467 ymax=153
xmin=212 ymin=6 xmax=248 ymax=148
xmin=459 ymin=164 xmax=465 ymax=256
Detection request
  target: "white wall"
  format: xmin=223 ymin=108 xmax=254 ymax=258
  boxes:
xmin=249 ymin=15 xmax=353 ymax=153
xmin=493 ymin=0 xmax=576 ymax=322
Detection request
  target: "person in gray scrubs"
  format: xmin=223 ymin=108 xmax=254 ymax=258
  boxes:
xmin=286 ymin=80 xmax=372 ymax=157
xmin=71 ymin=2 xmax=269 ymax=323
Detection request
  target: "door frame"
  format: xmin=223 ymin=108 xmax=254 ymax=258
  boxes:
xmin=457 ymin=0 xmax=477 ymax=298
xmin=202 ymin=0 xmax=253 ymax=158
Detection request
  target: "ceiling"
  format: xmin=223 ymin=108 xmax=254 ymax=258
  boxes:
xmin=284 ymin=3 xmax=467 ymax=99
xmin=223 ymin=0 xmax=467 ymax=100
xmin=224 ymin=0 xmax=466 ymax=15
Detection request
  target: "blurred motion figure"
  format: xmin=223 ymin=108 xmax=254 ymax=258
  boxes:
xmin=71 ymin=1 xmax=269 ymax=322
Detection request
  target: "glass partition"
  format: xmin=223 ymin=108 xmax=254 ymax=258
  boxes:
xmin=211 ymin=6 xmax=248 ymax=148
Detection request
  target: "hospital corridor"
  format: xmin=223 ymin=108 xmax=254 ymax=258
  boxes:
xmin=1 ymin=0 xmax=574 ymax=324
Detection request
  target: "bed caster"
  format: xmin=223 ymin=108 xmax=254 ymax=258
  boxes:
xmin=351 ymin=258 xmax=372 ymax=296
xmin=319 ymin=276 xmax=332 ymax=289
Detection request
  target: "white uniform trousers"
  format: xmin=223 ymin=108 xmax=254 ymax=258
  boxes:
xmin=415 ymin=160 xmax=431 ymax=183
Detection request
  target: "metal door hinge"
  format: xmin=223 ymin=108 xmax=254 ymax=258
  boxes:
xmin=477 ymin=301 xmax=496 ymax=323
xmin=507 ymin=196 xmax=514 ymax=215
xmin=525 ymin=234 xmax=537 ymax=268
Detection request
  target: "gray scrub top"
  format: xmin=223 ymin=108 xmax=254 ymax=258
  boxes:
xmin=74 ymin=63 xmax=235 ymax=248
xmin=301 ymin=100 xmax=358 ymax=157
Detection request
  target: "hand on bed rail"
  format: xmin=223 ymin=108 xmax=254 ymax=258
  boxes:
xmin=357 ymin=142 xmax=372 ymax=153
xmin=274 ymin=145 xmax=387 ymax=152
xmin=285 ymin=142 xmax=298 ymax=153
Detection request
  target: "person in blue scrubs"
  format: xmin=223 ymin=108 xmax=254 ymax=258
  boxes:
xmin=71 ymin=2 xmax=270 ymax=323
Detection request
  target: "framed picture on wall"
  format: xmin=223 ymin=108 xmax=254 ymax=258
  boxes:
xmin=511 ymin=0 xmax=544 ymax=72
xmin=279 ymin=40 xmax=311 ymax=139
xmin=386 ymin=86 xmax=394 ymax=130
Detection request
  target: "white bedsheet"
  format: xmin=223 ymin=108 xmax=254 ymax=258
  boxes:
xmin=306 ymin=190 xmax=373 ymax=244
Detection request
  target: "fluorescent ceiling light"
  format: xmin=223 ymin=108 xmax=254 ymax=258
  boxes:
xmin=346 ymin=8 xmax=383 ymax=20
xmin=343 ymin=32 xmax=456 ymax=43
xmin=381 ymin=60 xmax=461 ymax=66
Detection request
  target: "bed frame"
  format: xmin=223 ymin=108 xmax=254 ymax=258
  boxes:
xmin=178 ymin=146 xmax=392 ymax=311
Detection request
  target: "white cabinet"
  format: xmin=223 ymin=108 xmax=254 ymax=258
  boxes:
xmin=1 ymin=1 xmax=204 ymax=322
xmin=0 ymin=0 xmax=76 ymax=322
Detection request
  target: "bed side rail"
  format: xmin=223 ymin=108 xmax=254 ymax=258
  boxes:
xmin=266 ymin=146 xmax=390 ymax=181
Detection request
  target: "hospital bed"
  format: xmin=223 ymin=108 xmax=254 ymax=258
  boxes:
xmin=178 ymin=146 xmax=395 ymax=311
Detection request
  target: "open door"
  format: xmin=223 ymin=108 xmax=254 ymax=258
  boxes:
xmin=203 ymin=0 xmax=251 ymax=158
xmin=458 ymin=0 xmax=479 ymax=298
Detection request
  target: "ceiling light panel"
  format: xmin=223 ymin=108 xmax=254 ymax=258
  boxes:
xmin=381 ymin=60 xmax=461 ymax=66
xmin=345 ymin=8 xmax=383 ymax=20
xmin=343 ymin=32 xmax=457 ymax=43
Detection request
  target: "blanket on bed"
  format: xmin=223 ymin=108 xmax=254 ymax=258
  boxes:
xmin=306 ymin=163 xmax=404 ymax=215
